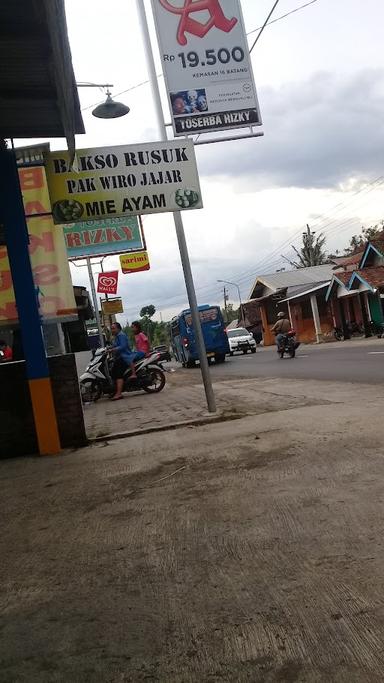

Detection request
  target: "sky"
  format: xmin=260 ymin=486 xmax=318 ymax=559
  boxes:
xmin=21 ymin=0 xmax=384 ymax=322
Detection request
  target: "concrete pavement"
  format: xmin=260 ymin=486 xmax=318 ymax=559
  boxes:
xmin=81 ymin=339 xmax=384 ymax=440
xmin=84 ymin=373 xmax=328 ymax=440
xmin=1 ymin=376 xmax=384 ymax=681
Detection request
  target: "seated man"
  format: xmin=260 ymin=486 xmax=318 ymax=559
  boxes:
xmin=271 ymin=311 xmax=291 ymax=349
xmin=110 ymin=322 xmax=144 ymax=400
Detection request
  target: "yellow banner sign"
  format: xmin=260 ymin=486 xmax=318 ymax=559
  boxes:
xmin=101 ymin=298 xmax=124 ymax=315
xmin=45 ymin=140 xmax=202 ymax=223
xmin=120 ymin=251 xmax=150 ymax=274
xmin=0 ymin=165 xmax=77 ymax=324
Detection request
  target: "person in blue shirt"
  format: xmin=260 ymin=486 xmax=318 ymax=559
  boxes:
xmin=110 ymin=322 xmax=144 ymax=400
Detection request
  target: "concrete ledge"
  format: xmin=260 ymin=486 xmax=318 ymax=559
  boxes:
xmin=90 ymin=409 xmax=247 ymax=443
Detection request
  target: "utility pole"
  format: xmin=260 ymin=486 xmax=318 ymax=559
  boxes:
xmin=100 ymin=257 xmax=113 ymax=330
xmin=86 ymin=257 xmax=104 ymax=347
xmin=223 ymin=286 xmax=229 ymax=323
xmin=135 ymin=0 xmax=216 ymax=413
xmin=218 ymin=279 xmax=244 ymax=327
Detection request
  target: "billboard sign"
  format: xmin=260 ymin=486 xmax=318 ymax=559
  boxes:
xmin=120 ymin=251 xmax=150 ymax=274
xmin=150 ymin=0 xmax=262 ymax=136
xmin=63 ymin=216 xmax=144 ymax=260
xmin=101 ymin=298 xmax=123 ymax=315
xmin=45 ymin=140 xmax=202 ymax=224
xmin=97 ymin=271 xmax=119 ymax=295
xmin=0 ymin=164 xmax=77 ymax=325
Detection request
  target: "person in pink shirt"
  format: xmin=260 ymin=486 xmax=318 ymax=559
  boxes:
xmin=132 ymin=321 xmax=150 ymax=355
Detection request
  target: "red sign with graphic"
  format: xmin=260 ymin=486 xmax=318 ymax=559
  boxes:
xmin=97 ymin=270 xmax=119 ymax=295
xmin=151 ymin=0 xmax=261 ymax=137
xmin=158 ymin=0 xmax=238 ymax=46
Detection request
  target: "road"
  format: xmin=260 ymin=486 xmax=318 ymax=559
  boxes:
xmin=204 ymin=338 xmax=384 ymax=385
xmin=76 ymin=339 xmax=384 ymax=385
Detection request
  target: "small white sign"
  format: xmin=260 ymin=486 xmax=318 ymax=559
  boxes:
xmin=151 ymin=0 xmax=262 ymax=136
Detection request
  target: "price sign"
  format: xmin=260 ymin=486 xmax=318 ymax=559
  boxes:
xmin=101 ymin=298 xmax=123 ymax=315
xmin=151 ymin=0 xmax=262 ymax=136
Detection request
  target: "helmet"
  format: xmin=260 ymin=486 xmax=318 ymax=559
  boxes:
xmin=277 ymin=311 xmax=285 ymax=318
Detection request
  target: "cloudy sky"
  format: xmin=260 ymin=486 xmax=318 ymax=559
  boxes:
xmin=25 ymin=0 xmax=384 ymax=321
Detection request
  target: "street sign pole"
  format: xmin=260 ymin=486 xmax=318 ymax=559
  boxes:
xmin=86 ymin=256 xmax=104 ymax=347
xmin=135 ymin=0 xmax=216 ymax=413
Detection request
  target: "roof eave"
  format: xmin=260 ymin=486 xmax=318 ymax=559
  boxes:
xmin=0 ymin=0 xmax=84 ymax=154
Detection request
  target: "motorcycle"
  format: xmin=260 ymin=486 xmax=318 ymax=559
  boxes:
xmin=334 ymin=321 xmax=365 ymax=340
xmin=79 ymin=347 xmax=166 ymax=403
xmin=369 ymin=320 xmax=384 ymax=338
xmin=278 ymin=330 xmax=300 ymax=359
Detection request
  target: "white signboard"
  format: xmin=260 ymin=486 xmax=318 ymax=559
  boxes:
xmin=151 ymin=0 xmax=262 ymax=136
xmin=45 ymin=139 xmax=202 ymax=224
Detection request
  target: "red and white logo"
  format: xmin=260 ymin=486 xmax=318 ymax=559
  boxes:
xmin=97 ymin=271 xmax=119 ymax=295
xmin=159 ymin=0 xmax=238 ymax=46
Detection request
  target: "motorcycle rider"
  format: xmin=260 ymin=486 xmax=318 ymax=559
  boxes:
xmin=272 ymin=311 xmax=291 ymax=349
xmin=110 ymin=322 xmax=144 ymax=400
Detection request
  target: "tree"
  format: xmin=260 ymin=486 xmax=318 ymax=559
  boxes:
xmin=344 ymin=221 xmax=384 ymax=255
xmin=152 ymin=321 xmax=170 ymax=347
xmin=221 ymin=303 xmax=239 ymax=324
xmin=286 ymin=225 xmax=328 ymax=269
xmin=123 ymin=306 xmax=170 ymax=348
xmin=140 ymin=304 xmax=156 ymax=318
xmin=135 ymin=304 xmax=156 ymax=343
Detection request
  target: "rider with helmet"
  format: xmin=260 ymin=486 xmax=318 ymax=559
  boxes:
xmin=272 ymin=311 xmax=291 ymax=349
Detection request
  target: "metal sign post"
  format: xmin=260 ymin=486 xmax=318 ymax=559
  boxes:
xmin=86 ymin=256 xmax=104 ymax=347
xmin=136 ymin=0 xmax=216 ymax=413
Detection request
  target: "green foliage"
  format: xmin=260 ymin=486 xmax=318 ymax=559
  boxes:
xmin=123 ymin=303 xmax=170 ymax=349
xmin=344 ymin=222 xmax=384 ymax=255
xmin=290 ymin=225 xmax=328 ymax=268
xmin=140 ymin=304 xmax=156 ymax=318
xmin=221 ymin=303 xmax=240 ymax=324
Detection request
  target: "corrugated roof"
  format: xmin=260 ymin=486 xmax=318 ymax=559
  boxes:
xmin=332 ymin=252 xmax=364 ymax=268
xmin=0 ymin=0 xmax=84 ymax=150
xmin=333 ymin=272 xmax=351 ymax=285
xmin=369 ymin=237 xmax=384 ymax=252
xmin=280 ymin=281 xmax=331 ymax=302
xmin=249 ymin=264 xmax=335 ymax=299
xmin=351 ymin=267 xmax=384 ymax=289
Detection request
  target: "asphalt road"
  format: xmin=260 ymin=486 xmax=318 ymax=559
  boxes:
xmin=207 ymin=338 xmax=384 ymax=385
xmin=76 ymin=339 xmax=384 ymax=385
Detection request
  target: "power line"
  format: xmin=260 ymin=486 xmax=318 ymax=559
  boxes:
xmin=143 ymin=176 xmax=384 ymax=309
xmin=81 ymin=76 xmax=160 ymax=112
xmin=249 ymin=0 xmax=281 ymax=53
xmin=81 ymin=0 xmax=320 ymax=112
xmin=247 ymin=0 xmax=320 ymax=37
xmin=193 ymin=178 xmax=384 ymax=296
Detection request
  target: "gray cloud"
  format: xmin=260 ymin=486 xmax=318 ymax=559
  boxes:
xmin=197 ymin=70 xmax=384 ymax=190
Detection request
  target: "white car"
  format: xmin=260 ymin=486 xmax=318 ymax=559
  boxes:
xmin=226 ymin=328 xmax=257 ymax=355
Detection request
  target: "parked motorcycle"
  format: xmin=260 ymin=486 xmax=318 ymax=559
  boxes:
xmin=369 ymin=320 xmax=384 ymax=338
xmin=278 ymin=330 xmax=300 ymax=359
xmin=334 ymin=321 xmax=365 ymax=341
xmin=79 ymin=347 xmax=166 ymax=403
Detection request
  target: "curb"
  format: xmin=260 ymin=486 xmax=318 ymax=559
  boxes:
xmin=89 ymin=409 xmax=246 ymax=443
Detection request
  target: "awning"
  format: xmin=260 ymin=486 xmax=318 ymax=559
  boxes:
xmin=280 ymin=281 xmax=330 ymax=303
xmin=0 ymin=0 xmax=84 ymax=154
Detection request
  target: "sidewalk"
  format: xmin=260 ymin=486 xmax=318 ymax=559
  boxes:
xmin=1 ymin=376 xmax=384 ymax=681
xmin=83 ymin=370 xmax=332 ymax=440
